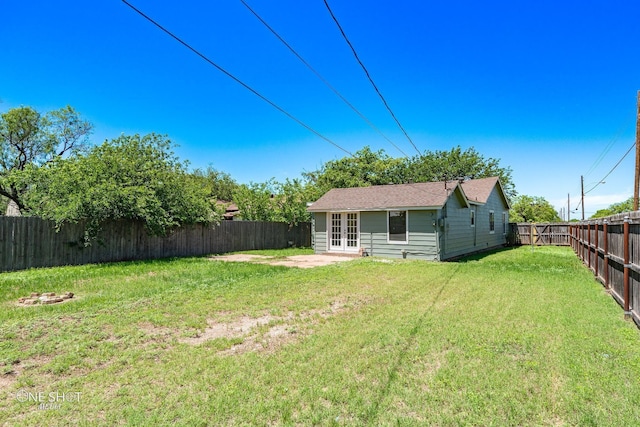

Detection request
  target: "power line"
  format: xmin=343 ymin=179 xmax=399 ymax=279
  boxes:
xmin=239 ymin=0 xmax=408 ymax=158
xmin=584 ymin=120 xmax=633 ymax=179
xmin=322 ymin=0 xmax=420 ymax=156
xmin=584 ymin=141 xmax=636 ymax=195
xmin=573 ymin=141 xmax=636 ymax=211
xmin=121 ymin=0 xmax=352 ymax=156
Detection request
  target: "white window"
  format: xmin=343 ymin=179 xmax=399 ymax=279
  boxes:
xmin=470 ymin=209 xmax=475 ymax=227
xmin=388 ymin=210 xmax=408 ymax=243
xmin=489 ymin=210 xmax=495 ymax=234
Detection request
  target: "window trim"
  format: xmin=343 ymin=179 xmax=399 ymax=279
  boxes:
xmin=387 ymin=210 xmax=409 ymax=244
xmin=470 ymin=209 xmax=475 ymax=228
xmin=489 ymin=210 xmax=495 ymax=234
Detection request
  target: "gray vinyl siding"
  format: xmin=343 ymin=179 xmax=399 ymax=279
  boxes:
xmin=313 ymin=212 xmax=328 ymax=254
xmin=359 ymin=210 xmax=439 ymax=260
xmin=441 ymin=192 xmax=474 ymax=259
xmin=441 ymin=186 xmax=509 ymax=260
xmin=475 ymin=186 xmax=509 ymax=249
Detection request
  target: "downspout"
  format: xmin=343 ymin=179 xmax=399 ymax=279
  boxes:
xmin=474 ymin=208 xmax=477 ymax=247
xmin=434 ymin=216 xmax=441 ymax=260
xmin=438 ymin=208 xmax=446 ymax=259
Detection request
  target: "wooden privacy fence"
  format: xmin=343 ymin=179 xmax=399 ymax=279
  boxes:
xmin=0 ymin=217 xmax=311 ymax=272
xmin=510 ymin=223 xmax=571 ymax=246
xmin=570 ymin=211 xmax=640 ymax=328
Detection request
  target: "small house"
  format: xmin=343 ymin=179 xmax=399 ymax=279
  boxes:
xmin=216 ymin=201 xmax=240 ymax=220
xmin=306 ymin=177 xmax=510 ymax=260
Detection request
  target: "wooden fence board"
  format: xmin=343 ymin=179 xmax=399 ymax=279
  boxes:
xmin=510 ymin=223 xmax=571 ymax=246
xmin=0 ymin=218 xmax=311 ymax=272
xmin=570 ymin=211 xmax=640 ymax=327
xmin=510 ymin=216 xmax=640 ymax=327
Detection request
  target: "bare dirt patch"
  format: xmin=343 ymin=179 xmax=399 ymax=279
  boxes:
xmin=138 ymin=322 xmax=174 ymax=340
xmin=176 ymin=297 xmax=372 ymax=355
xmin=209 ymin=254 xmax=357 ymax=269
xmin=179 ymin=315 xmax=277 ymax=346
xmin=0 ymin=368 xmax=18 ymax=389
xmin=0 ymin=353 xmax=57 ymax=393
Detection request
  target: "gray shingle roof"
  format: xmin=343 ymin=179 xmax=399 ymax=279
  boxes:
xmin=460 ymin=176 xmax=499 ymax=204
xmin=307 ymin=181 xmax=461 ymax=212
xmin=307 ymin=177 xmax=504 ymax=212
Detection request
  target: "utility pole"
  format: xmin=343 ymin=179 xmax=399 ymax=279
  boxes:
xmin=567 ymin=193 xmax=570 ymax=222
xmin=581 ymin=175 xmax=585 ymax=221
xmin=634 ymin=90 xmax=640 ymax=210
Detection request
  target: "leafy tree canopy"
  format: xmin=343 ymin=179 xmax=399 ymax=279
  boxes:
xmin=26 ymin=133 xmax=217 ymax=237
xmin=509 ymin=195 xmax=561 ymax=223
xmin=233 ymin=178 xmax=313 ymax=225
xmin=590 ymin=197 xmax=634 ymax=219
xmin=303 ymin=145 xmax=514 ymax=201
xmin=407 ymin=146 xmax=515 ymax=200
xmin=0 ymin=196 xmax=8 ymax=216
xmin=302 ymin=146 xmax=406 ymax=200
xmin=192 ymin=166 xmax=239 ymax=202
xmin=0 ymin=105 xmax=92 ymax=213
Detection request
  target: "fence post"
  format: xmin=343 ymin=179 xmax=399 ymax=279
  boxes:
xmin=587 ymin=222 xmax=592 ymax=271
xmin=579 ymin=223 xmax=584 ymax=262
xmin=594 ymin=221 xmax=599 ymax=279
xmin=603 ymin=219 xmax=609 ymax=290
xmin=624 ymin=216 xmax=631 ymax=316
xmin=579 ymin=222 xmax=583 ymax=261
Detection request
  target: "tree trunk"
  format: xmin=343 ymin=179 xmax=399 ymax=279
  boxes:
xmin=6 ymin=199 xmax=21 ymax=216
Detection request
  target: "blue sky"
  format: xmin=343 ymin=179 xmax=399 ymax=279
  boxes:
xmin=1 ymin=0 xmax=638 ymax=218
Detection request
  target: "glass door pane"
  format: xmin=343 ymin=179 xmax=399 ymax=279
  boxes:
xmin=346 ymin=213 xmax=358 ymax=248
xmin=330 ymin=213 xmax=343 ymax=250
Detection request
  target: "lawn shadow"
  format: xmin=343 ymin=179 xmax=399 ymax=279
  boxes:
xmin=450 ymin=245 xmax=521 ymax=263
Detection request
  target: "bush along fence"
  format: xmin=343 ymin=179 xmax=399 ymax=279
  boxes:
xmin=0 ymin=217 xmax=311 ymax=272
xmin=570 ymin=211 xmax=640 ymax=328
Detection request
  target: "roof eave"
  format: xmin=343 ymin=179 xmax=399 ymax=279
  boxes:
xmin=308 ymin=205 xmax=444 ymax=213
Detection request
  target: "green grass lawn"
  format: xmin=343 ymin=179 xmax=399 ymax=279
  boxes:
xmin=1 ymin=246 xmax=639 ymax=426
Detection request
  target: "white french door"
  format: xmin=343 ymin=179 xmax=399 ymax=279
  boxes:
xmin=328 ymin=212 xmax=359 ymax=252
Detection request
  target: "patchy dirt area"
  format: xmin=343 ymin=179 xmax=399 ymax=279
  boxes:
xmin=176 ymin=299 xmax=367 ymax=355
xmin=209 ymin=254 xmax=358 ymax=268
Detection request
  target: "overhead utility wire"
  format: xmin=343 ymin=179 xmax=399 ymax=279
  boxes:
xmin=584 ymin=120 xmax=633 ymax=179
xmin=121 ymin=0 xmax=352 ymax=156
xmin=322 ymin=0 xmax=420 ymax=156
xmin=239 ymin=0 xmax=408 ymax=157
xmin=573 ymin=141 xmax=636 ymax=211
xmin=583 ymin=141 xmax=636 ymax=195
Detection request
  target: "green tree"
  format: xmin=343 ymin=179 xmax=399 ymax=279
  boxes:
xmin=0 ymin=105 xmax=92 ymax=213
xmin=0 ymin=196 xmax=8 ymax=215
xmin=407 ymin=146 xmax=515 ymax=200
xmin=233 ymin=180 xmax=279 ymax=222
xmin=302 ymin=145 xmax=515 ymax=202
xmin=275 ymin=178 xmax=313 ymax=225
xmin=232 ymin=178 xmax=312 ymax=225
xmin=26 ymin=133 xmax=216 ymax=237
xmin=510 ymin=195 xmax=561 ymax=223
xmin=302 ymin=146 xmax=406 ymax=198
xmin=192 ymin=166 xmax=238 ymax=202
xmin=591 ymin=197 xmax=634 ymax=219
